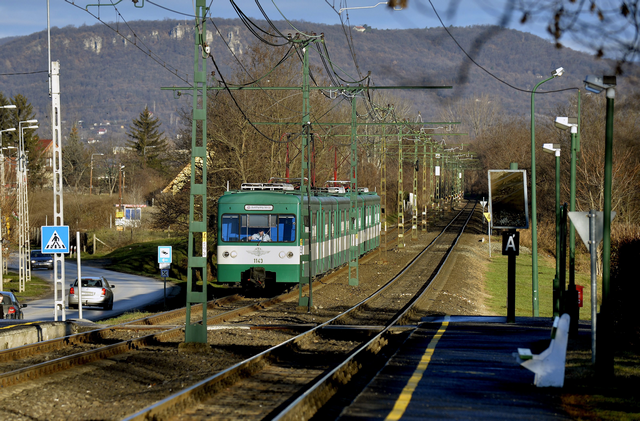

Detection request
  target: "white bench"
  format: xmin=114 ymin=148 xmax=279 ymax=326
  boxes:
xmin=516 ymin=313 xmax=570 ymax=387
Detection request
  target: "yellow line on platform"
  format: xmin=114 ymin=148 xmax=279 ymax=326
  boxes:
xmin=385 ymin=315 xmax=450 ymax=421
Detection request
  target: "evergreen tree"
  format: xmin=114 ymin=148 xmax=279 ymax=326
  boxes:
xmin=126 ymin=107 xmax=168 ymax=172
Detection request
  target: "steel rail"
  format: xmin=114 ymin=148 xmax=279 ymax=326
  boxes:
xmin=328 ymin=202 xmax=474 ymax=326
xmin=273 ymin=201 xmax=477 ymax=420
xmin=0 ymin=295 xmax=243 ymax=364
xmin=123 ymin=201 xmax=475 ymax=421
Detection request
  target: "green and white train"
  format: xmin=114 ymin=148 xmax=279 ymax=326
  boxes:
xmin=217 ymin=182 xmax=381 ymax=288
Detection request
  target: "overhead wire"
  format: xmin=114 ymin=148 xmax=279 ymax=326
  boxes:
xmin=426 ymin=0 xmax=578 ymax=95
xmin=208 ymin=53 xmax=296 ymax=144
xmin=231 ymin=0 xmax=290 ymax=46
xmin=63 ymin=0 xmax=192 ymax=86
xmin=0 ymin=70 xmax=48 ymax=76
xmin=208 ymin=17 xmax=303 ymax=120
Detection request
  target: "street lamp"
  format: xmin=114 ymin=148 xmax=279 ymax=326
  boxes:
xmin=0 ymin=128 xmax=16 ymax=197
xmin=555 ymin=116 xmax=580 ymax=323
xmin=530 ymin=67 xmax=564 ymax=317
xmin=16 ymin=120 xmax=37 ymax=291
xmin=584 ymin=74 xmax=617 ymax=378
xmin=90 ymin=153 xmax=104 ymax=196
xmin=543 ymin=142 xmax=562 ymax=316
xmin=119 ymin=165 xmax=125 ymax=209
xmin=0 ymin=105 xmax=16 ymax=109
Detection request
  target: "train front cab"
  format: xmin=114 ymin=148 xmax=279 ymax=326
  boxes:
xmin=217 ymin=191 xmax=301 ymax=288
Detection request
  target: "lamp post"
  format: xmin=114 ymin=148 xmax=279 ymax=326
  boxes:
xmin=530 ymin=67 xmax=564 ymax=317
xmin=17 ymin=120 xmax=37 ymax=291
xmin=90 ymin=153 xmax=104 ymax=196
xmin=584 ymin=75 xmax=617 ymax=378
xmin=119 ymin=165 xmax=125 ymax=209
xmin=555 ymin=115 xmax=580 ymax=325
xmin=0 ymin=129 xmax=17 ymax=198
xmin=543 ymin=142 xmax=562 ymax=316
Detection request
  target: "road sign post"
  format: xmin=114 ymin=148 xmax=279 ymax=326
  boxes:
xmin=569 ymin=210 xmax=616 ymax=364
xmin=502 ymin=230 xmax=520 ymax=323
xmin=158 ymin=247 xmax=172 ymax=310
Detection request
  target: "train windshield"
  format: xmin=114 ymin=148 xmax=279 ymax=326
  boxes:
xmin=221 ymin=214 xmax=296 ymax=243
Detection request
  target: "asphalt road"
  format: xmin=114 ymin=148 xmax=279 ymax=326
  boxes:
xmin=5 ymin=256 xmax=179 ymax=322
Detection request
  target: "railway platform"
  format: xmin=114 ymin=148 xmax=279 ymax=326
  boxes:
xmin=339 ymin=316 xmax=586 ymax=420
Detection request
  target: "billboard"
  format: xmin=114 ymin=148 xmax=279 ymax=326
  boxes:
xmin=488 ymin=170 xmax=529 ymax=229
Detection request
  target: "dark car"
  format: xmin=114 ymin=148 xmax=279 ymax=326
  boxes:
xmin=68 ymin=276 xmax=115 ymax=310
xmin=0 ymin=291 xmax=27 ymax=319
xmin=30 ymin=250 xmax=54 ymax=270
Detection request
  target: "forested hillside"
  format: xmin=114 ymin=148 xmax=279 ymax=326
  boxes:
xmin=0 ymin=17 xmax=637 ymax=140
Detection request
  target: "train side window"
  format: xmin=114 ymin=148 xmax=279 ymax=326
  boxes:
xmin=331 ymin=213 xmax=335 ymax=237
xmin=221 ymin=214 xmax=240 ymax=242
xmin=311 ymin=213 xmax=317 ymax=240
xmin=278 ymin=215 xmax=296 ymax=242
xmin=325 ymin=212 xmax=329 ymax=239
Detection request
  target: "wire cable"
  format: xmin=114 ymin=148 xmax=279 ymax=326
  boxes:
xmin=63 ymin=0 xmax=192 ymax=86
xmin=426 ymin=0 xmax=577 ymax=95
xmin=0 ymin=70 xmax=48 ymax=76
xmin=208 ymin=54 xmax=296 ymax=144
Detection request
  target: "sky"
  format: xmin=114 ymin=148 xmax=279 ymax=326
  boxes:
xmin=0 ymin=0 xmax=571 ymax=49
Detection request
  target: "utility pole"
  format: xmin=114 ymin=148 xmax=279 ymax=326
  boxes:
xmin=397 ymin=127 xmax=405 ymax=248
xmin=184 ymin=0 xmax=210 ymax=343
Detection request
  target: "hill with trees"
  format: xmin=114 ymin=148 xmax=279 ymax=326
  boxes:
xmin=0 ymin=17 xmax=637 ymax=140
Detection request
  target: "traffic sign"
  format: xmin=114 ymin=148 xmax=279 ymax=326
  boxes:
xmin=483 ymin=212 xmax=491 ymax=222
xmin=158 ymin=246 xmax=172 ymax=263
xmin=502 ymin=231 xmax=520 ymax=256
xmin=569 ymin=211 xmax=616 ymax=249
xmin=41 ymin=226 xmax=70 ymax=253
xmin=161 ymin=269 xmax=169 ymax=278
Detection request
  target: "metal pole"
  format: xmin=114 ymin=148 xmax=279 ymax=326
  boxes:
xmin=569 ymin=92 xmax=581 ymax=293
xmin=560 ymin=203 xmax=568 ymax=315
xmin=90 ymin=157 xmax=94 ymax=196
xmin=597 ymin=87 xmax=615 ymax=378
xmin=554 ymin=153 xmax=561 ymax=317
xmin=77 ymin=231 xmax=83 ymax=320
xmin=531 ymin=74 xmax=556 ymax=317
xmin=507 ymin=229 xmax=516 ymax=323
xmin=51 ymin=62 xmax=65 ymax=321
xmin=589 ymin=210 xmax=597 ymax=363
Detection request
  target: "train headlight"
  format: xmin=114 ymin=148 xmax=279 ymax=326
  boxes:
xmin=279 ymin=251 xmax=286 ymax=259
xmin=223 ymin=251 xmax=230 ymax=258
xmin=287 ymin=251 xmax=294 ymax=259
xmin=230 ymin=251 xmax=238 ymax=258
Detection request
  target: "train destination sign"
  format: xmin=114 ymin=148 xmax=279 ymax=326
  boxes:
xmin=488 ymin=170 xmax=529 ymax=230
xmin=245 ymin=205 xmax=273 ymax=211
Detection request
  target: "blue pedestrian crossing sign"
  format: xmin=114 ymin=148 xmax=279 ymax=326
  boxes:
xmin=41 ymin=226 xmax=70 ymax=253
xmin=158 ymin=246 xmax=172 ymax=264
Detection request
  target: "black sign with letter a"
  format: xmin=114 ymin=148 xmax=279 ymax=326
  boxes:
xmin=502 ymin=231 xmax=520 ymax=256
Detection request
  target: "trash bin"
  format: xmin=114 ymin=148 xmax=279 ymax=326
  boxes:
xmin=576 ymin=285 xmax=584 ymax=308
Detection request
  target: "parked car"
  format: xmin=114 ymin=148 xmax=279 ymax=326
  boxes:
xmin=30 ymin=250 xmax=54 ymax=270
xmin=68 ymin=276 xmax=115 ymax=310
xmin=0 ymin=291 xmax=27 ymax=319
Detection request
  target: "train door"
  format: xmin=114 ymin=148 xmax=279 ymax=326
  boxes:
xmin=330 ymin=210 xmax=335 ymax=269
xmin=311 ymin=211 xmax=317 ymax=277
xmin=323 ymin=211 xmax=329 ymax=272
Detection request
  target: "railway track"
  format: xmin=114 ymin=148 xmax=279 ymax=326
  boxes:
xmin=0 ymin=201 xmax=475 ymax=420
xmin=123 ymin=201 xmax=476 ymax=420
